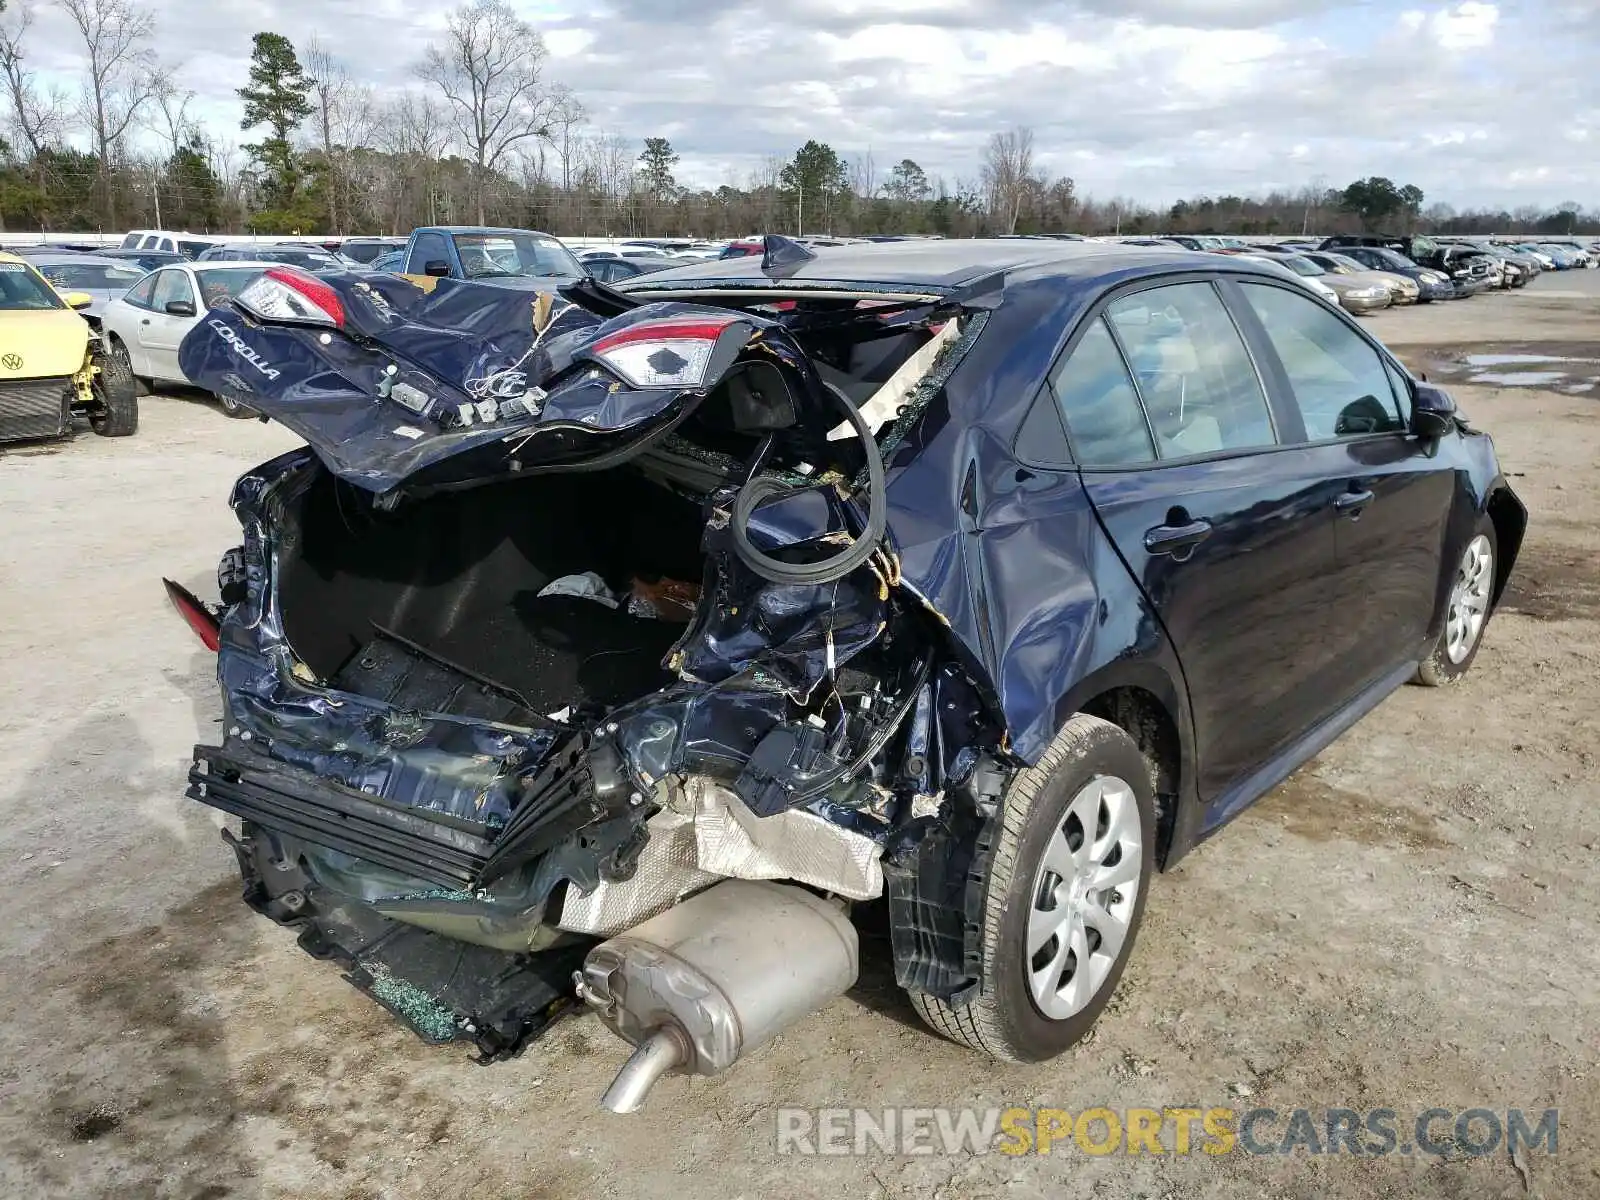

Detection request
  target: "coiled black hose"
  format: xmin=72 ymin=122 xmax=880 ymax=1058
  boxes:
xmin=728 ymin=381 xmax=888 ymax=585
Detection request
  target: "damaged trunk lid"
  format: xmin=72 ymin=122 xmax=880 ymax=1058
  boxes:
xmin=179 ymin=269 xmax=783 ymax=497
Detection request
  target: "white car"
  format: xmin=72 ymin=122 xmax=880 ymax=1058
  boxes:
xmin=99 ymin=261 xmax=277 ymax=417
xmin=1231 ymin=253 xmax=1343 ymax=305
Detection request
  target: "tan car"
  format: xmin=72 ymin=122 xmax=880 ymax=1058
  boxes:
xmin=1306 ymin=251 xmax=1420 ymax=305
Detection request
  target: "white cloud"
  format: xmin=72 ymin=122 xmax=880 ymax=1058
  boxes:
xmin=1428 ymin=1 xmax=1499 ymax=49
xmin=12 ymin=0 xmax=1600 ymax=210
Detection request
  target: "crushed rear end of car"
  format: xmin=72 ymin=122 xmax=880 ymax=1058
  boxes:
xmin=173 ymin=250 xmax=1016 ymax=1103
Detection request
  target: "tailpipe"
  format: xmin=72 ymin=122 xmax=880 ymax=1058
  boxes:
xmin=576 ymin=879 xmax=859 ymax=1113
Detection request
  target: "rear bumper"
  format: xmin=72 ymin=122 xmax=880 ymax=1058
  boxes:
xmin=189 ymin=744 xmax=496 ymax=890
xmin=0 ymin=377 xmax=72 ymax=443
xmin=1340 ymin=294 xmax=1391 ymax=313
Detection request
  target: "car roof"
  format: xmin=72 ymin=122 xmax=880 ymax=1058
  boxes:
xmin=416 ymin=226 xmax=562 ymax=237
xmin=625 ymin=238 xmax=1219 ymax=292
xmin=189 ymin=261 xmax=278 ymax=272
xmin=20 ymin=251 xmax=128 ymax=267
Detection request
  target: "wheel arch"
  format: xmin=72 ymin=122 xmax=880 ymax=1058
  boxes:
xmin=1055 ymin=660 xmax=1192 ymax=870
xmin=1484 ymin=481 xmax=1527 ymax=608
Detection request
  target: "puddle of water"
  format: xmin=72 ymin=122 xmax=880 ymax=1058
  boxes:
xmin=1463 ymin=353 xmax=1600 ymax=367
xmin=1564 ymin=382 xmax=1597 ymax=393
xmin=1468 ymin=371 xmax=1569 ymax=386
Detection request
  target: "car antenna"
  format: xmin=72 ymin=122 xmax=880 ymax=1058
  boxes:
xmin=761 ymin=234 xmax=816 ymax=277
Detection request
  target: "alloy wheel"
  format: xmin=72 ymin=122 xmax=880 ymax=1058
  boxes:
xmin=1025 ymin=775 xmax=1143 ymax=1020
xmin=1446 ymin=534 xmax=1494 ymax=664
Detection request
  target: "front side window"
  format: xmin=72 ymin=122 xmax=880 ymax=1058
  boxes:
xmin=1049 ymin=318 xmax=1155 ymax=466
xmin=150 ymin=269 xmax=195 ymax=311
xmin=411 ymin=233 xmax=451 ymax=271
xmin=1105 ymin=282 xmax=1277 ymax=458
xmin=1239 ymin=281 xmax=1406 ymax=439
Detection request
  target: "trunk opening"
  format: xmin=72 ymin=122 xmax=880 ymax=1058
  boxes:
xmin=279 ymin=467 xmax=707 ymax=713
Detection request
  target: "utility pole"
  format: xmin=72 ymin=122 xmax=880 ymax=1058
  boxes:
xmin=797 ymin=181 xmax=804 ymax=237
xmin=153 ymin=172 xmax=163 ymax=230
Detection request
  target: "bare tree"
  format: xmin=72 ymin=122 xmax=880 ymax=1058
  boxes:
xmin=302 ymin=35 xmax=353 ymax=230
xmin=850 ymin=147 xmax=877 ymax=199
xmin=0 ymin=1 xmax=69 ymax=161
xmin=416 ymin=0 xmax=561 ymax=225
xmin=59 ymin=0 xmax=166 ymax=226
xmin=378 ymin=90 xmax=451 ymax=227
xmin=145 ymin=75 xmax=194 ymax=156
xmin=980 ymin=126 xmax=1036 ymax=234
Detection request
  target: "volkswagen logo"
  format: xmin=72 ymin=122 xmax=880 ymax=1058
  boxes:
xmin=0 ymin=354 xmax=20 ymax=370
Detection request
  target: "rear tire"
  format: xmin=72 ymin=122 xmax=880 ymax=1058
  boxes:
xmin=1415 ymin=517 xmax=1497 ymax=686
xmin=89 ymin=350 xmax=139 ymax=437
xmin=216 ymin=392 xmax=256 ymax=419
xmin=908 ymin=714 xmax=1155 ymax=1062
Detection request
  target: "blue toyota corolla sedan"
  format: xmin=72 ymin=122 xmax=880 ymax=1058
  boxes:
xmin=169 ymin=238 xmax=1524 ymax=1108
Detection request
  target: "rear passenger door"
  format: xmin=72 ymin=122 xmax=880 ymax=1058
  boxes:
xmin=1231 ymin=280 xmax=1454 ymax=697
xmin=1059 ymin=280 xmax=1347 ymax=807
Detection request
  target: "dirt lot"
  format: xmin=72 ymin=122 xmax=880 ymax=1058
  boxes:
xmin=2 ymin=273 xmax=1598 ymax=1200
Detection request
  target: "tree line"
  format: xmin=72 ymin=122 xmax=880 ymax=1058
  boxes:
xmin=1 ymin=0 xmax=1595 ymax=240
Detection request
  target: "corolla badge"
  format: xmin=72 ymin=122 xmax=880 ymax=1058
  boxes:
xmin=1 ymin=353 xmax=21 ymax=370
xmin=207 ymin=318 xmax=280 ymax=380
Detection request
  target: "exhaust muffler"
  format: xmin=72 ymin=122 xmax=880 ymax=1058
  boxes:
xmin=575 ymin=879 xmax=859 ymax=1112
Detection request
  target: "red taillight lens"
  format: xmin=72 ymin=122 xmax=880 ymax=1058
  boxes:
xmin=163 ymin=578 xmax=220 ymax=652
xmin=234 ymin=266 xmax=345 ymax=328
xmin=591 ymin=315 xmax=741 ymax=389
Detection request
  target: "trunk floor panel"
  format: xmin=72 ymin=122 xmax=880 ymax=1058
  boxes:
xmin=424 ymin=595 xmax=684 ymax=713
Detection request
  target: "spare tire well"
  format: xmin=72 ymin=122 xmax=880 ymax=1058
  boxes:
xmin=1080 ymin=686 xmax=1180 ymax=867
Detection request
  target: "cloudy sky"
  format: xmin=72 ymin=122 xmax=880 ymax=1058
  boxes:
xmin=18 ymin=0 xmax=1600 ymax=209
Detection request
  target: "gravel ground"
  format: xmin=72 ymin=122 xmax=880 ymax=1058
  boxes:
xmin=1 ymin=273 xmax=1597 ymax=1200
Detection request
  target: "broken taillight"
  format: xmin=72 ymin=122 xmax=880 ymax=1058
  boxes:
xmin=591 ymin=315 xmax=740 ymax=389
xmin=163 ymin=578 xmax=221 ymax=652
xmin=233 ymin=266 xmax=346 ymax=328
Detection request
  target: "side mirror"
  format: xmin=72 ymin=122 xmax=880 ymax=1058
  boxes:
xmin=64 ymin=291 xmax=94 ymax=311
xmin=1411 ymin=381 xmax=1457 ymax=439
xmin=423 ymin=259 xmax=452 ymax=278
xmin=165 ymin=299 xmax=197 ymax=317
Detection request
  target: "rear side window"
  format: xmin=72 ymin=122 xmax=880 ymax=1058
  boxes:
xmin=1049 ymin=318 xmax=1154 ymax=466
xmin=1105 ymin=282 xmax=1276 ymax=458
xmin=121 ymin=233 xmax=141 ymax=249
xmin=123 ymin=273 xmax=157 ymax=309
xmin=1239 ymin=282 xmax=1406 ymax=439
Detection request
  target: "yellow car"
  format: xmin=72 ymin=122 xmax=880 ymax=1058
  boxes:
xmin=0 ymin=250 xmax=137 ymax=443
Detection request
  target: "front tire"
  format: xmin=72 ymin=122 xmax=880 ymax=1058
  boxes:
xmin=909 ymin=714 xmax=1155 ymax=1062
xmin=1416 ymin=518 xmax=1497 ymax=686
xmin=89 ymin=350 xmax=139 ymax=437
xmin=108 ymin=337 xmax=151 ymax=396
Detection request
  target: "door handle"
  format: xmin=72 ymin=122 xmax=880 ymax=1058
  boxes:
xmin=1144 ymin=518 xmax=1213 ymax=556
xmin=1334 ymin=488 xmax=1375 ymax=516
xmin=140 ymin=318 xmax=150 ymax=325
